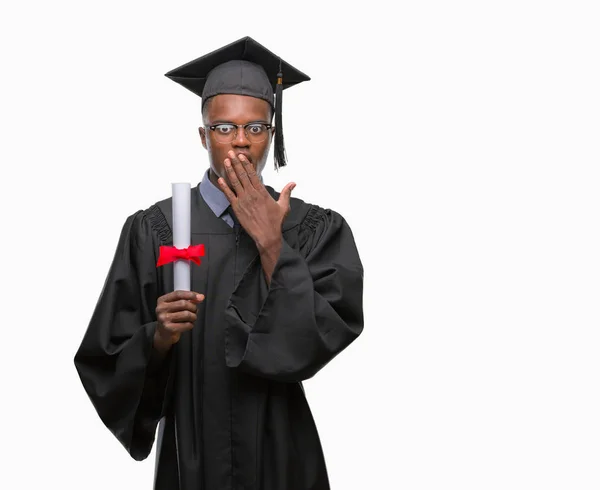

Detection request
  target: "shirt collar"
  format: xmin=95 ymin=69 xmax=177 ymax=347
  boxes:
xmin=199 ymin=169 xmax=230 ymax=218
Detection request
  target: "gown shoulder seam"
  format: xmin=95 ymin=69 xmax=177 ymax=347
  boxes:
xmin=297 ymin=204 xmax=329 ymax=253
xmin=145 ymin=204 xmax=173 ymax=245
xmin=300 ymin=204 xmax=327 ymax=234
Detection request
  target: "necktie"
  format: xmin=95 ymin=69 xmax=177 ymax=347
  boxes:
xmin=228 ymin=206 xmax=240 ymax=229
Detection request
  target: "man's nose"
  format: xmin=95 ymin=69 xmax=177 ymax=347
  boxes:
xmin=232 ymin=127 xmax=250 ymax=147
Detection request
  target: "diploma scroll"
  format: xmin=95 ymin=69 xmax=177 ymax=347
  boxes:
xmin=172 ymin=183 xmax=191 ymax=291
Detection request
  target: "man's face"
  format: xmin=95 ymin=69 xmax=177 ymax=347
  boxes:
xmin=199 ymin=94 xmax=274 ymax=187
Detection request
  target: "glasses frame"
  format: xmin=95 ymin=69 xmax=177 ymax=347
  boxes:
xmin=206 ymin=122 xmax=273 ymax=143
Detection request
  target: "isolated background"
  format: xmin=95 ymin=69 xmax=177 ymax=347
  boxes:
xmin=1 ymin=1 xmax=599 ymax=489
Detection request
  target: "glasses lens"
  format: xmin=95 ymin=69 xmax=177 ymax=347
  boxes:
xmin=213 ymin=124 xmax=236 ymax=143
xmin=246 ymin=124 xmax=268 ymax=143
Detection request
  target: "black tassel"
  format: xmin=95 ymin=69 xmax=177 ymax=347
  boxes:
xmin=274 ymin=61 xmax=287 ymax=170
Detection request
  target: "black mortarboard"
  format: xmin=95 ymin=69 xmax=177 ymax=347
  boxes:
xmin=165 ymin=36 xmax=310 ymax=169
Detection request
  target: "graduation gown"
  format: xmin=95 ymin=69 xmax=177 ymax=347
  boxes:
xmin=74 ymin=184 xmax=364 ymax=490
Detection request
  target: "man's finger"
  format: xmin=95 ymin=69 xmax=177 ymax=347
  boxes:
xmin=239 ymin=154 xmax=260 ymax=189
xmin=228 ymin=151 xmax=250 ymax=192
xmin=224 ymin=159 xmax=243 ymax=194
xmin=229 ymin=151 xmax=250 ymax=185
xmin=160 ymin=290 xmax=204 ymax=303
xmin=218 ymin=176 xmax=237 ymax=203
xmin=164 ymin=322 xmax=195 ymax=334
xmin=162 ymin=299 xmax=199 ymax=313
xmin=167 ymin=310 xmax=197 ymax=323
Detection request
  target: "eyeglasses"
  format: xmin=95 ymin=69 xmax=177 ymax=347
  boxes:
xmin=207 ymin=123 xmax=272 ymax=144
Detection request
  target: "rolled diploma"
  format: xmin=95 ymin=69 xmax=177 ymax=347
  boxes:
xmin=172 ymin=183 xmax=191 ymax=291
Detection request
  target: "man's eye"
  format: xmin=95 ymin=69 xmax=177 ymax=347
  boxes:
xmin=248 ymin=124 xmax=265 ymax=134
xmin=216 ymin=125 xmax=235 ymax=134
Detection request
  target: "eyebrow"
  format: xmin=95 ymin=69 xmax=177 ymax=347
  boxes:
xmin=210 ymin=120 xmax=270 ymax=125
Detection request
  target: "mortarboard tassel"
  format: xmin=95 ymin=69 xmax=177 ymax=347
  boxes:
xmin=274 ymin=61 xmax=287 ymax=169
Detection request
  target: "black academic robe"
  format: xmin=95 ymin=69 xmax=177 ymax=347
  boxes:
xmin=74 ymin=184 xmax=364 ymax=490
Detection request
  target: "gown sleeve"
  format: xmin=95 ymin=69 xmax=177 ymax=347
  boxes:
xmin=74 ymin=210 xmax=175 ymax=461
xmin=224 ymin=205 xmax=364 ymax=382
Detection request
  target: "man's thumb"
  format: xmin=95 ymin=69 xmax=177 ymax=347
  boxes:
xmin=279 ymin=182 xmax=296 ymax=208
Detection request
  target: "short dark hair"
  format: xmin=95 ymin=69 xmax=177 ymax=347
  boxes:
xmin=201 ymin=97 xmax=212 ymax=123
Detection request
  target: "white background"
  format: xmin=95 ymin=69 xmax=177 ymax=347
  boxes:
xmin=1 ymin=1 xmax=599 ymax=489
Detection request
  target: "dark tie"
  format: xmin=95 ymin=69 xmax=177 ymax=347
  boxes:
xmin=228 ymin=206 xmax=240 ymax=229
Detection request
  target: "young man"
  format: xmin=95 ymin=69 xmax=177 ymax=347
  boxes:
xmin=74 ymin=36 xmax=364 ymax=490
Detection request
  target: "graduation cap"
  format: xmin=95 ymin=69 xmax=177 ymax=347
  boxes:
xmin=165 ymin=36 xmax=310 ymax=169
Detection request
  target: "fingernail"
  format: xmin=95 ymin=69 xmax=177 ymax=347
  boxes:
xmin=196 ymin=294 xmax=203 ymax=301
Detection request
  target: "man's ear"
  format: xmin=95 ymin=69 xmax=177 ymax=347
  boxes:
xmin=199 ymin=127 xmax=207 ymax=150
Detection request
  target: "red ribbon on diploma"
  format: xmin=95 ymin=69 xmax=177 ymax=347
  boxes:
xmin=156 ymin=244 xmax=205 ymax=267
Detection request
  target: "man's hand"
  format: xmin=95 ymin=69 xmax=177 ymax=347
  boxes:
xmin=154 ymin=290 xmax=205 ymax=353
xmin=217 ymin=150 xmax=295 ymax=252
